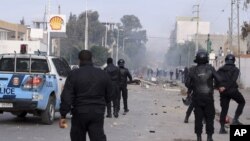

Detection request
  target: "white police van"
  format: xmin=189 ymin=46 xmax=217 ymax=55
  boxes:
xmin=0 ymin=47 xmax=71 ymax=124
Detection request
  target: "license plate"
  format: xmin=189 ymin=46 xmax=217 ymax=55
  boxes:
xmin=0 ymin=103 xmax=13 ymax=108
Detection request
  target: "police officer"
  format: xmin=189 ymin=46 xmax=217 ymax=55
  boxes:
xmin=104 ymin=58 xmax=120 ymax=118
xmin=59 ymin=50 xmax=112 ymax=141
xmin=117 ymin=59 xmax=132 ymax=114
xmin=185 ymin=49 xmax=223 ymax=141
xmin=216 ymin=54 xmax=245 ymax=134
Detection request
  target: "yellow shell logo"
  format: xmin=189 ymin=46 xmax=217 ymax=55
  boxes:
xmin=50 ymin=16 xmax=64 ymax=30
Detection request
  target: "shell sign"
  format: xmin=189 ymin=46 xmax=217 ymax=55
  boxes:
xmin=49 ymin=15 xmax=66 ymax=32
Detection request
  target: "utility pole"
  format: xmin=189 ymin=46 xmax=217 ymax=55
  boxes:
xmin=104 ymin=22 xmax=108 ymax=48
xmin=84 ymin=0 xmax=88 ymax=50
xmin=237 ymin=0 xmax=241 ymax=79
xmin=193 ymin=1 xmax=200 ymax=53
xmin=47 ymin=0 xmax=51 ymax=55
xmin=230 ymin=0 xmax=239 ymax=51
xmin=116 ymin=28 xmax=120 ymax=64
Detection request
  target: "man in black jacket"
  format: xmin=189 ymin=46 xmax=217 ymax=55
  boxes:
xmin=104 ymin=58 xmax=120 ymax=118
xmin=185 ymin=49 xmax=223 ymax=141
xmin=216 ymin=54 xmax=245 ymax=134
xmin=117 ymin=59 xmax=132 ymax=114
xmin=59 ymin=50 xmax=112 ymax=141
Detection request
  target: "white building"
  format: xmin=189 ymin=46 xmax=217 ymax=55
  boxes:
xmin=175 ymin=17 xmax=210 ymax=44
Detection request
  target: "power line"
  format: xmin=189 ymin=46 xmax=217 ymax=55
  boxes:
xmin=148 ymin=36 xmax=169 ymax=39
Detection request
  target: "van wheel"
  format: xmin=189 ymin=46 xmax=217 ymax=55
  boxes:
xmin=41 ymin=97 xmax=55 ymax=125
xmin=11 ymin=112 xmax=27 ymax=118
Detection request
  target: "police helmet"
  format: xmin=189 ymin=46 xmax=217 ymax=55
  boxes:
xmin=225 ymin=54 xmax=235 ymax=64
xmin=118 ymin=59 xmax=125 ymax=67
xmin=194 ymin=49 xmax=209 ymax=64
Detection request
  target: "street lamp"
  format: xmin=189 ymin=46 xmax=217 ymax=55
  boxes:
xmin=122 ymin=37 xmax=128 ymax=52
xmin=84 ymin=0 xmax=88 ymax=50
xmin=116 ymin=28 xmax=119 ymax=64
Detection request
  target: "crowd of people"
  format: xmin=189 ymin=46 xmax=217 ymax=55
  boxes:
xmin=59 ymin=50 xmax=133 ymax=141
xmin=184 ymin=49 xmax=245 ymax=141
xmin=58 ymin=49 xmax=245 ymax=141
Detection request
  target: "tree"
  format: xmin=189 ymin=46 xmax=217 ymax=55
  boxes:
xmin=61 ymin=11 xmax=108 ymax=65
xmin=90 ymin=45 xmax=109 ymax=66
xmin=165 ymin=41 xmax=197 ymax=67
xmin=121 ymin=15 xmax=142 ymax=32
xmin=119 ymin=15 xmax=148 ymax=69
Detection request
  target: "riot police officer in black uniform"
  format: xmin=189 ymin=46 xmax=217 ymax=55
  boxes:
xmin=117 ymin=59 xmax=132 ymax=114
xmin=216 ymin=54 xmax=245 ymax=134
xmin=104 ymin=58 xmax=120 ymax=118
xmin=185 ymin=49 xmax=223 ymax=141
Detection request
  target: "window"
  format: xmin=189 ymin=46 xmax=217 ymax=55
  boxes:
xmin=31 ymin=59 xmax=49 ymax=73
xmin=16 ymin=58 xmax=29 ymax=72
xmin=0 ymin=58 xmax=14 ymax=71
xmin=0 ymin=58 xmax=48 ymax=73
xmin=52 ymin=58 xmax=71 ymax=77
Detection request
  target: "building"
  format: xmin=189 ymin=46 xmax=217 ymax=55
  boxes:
xmin=175 ymin=17 xmax=210 ymax=44
xmin=0 ymin=20 xmax=27 ymax=40
xmin=0 ymin=19 xmax=66 ymax=56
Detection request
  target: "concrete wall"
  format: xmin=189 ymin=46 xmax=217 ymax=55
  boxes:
xmin=0 ymin=20 xmax=27 ymax=40
xmin=176 ymin=21 xmax=210 ymax=44
xmin=0 ymin=40 xmax=47 ymax=54
xmin=237 ymin=55 xmax=250 ymax=88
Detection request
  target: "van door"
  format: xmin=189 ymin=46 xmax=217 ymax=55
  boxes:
xmin=52 ymin=58 xmax=71 ymax=103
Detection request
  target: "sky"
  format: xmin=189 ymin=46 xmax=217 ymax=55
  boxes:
xmin=1 ymin=0 xmax=250 ymax=58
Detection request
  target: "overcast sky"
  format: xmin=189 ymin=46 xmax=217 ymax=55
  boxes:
xmin=1 ymin=0 xmax=249 ymax=54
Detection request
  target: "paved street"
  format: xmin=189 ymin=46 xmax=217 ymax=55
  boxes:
xmin=0 ymin=84 xmax=249 ymax=141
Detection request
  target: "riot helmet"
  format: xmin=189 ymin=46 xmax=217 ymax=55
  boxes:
xmin=194 ymin=49 xmax=209 ymax=64
xmin=118 ymin=59 xmax=125 ymax=67
xmin=225 ymin=54 xmax=235 ymax=65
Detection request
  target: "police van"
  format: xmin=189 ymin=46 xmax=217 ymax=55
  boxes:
xmin=0 ymin=47 xmax=71 ymax=124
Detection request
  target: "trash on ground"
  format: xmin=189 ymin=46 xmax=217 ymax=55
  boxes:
xmin=149 ymin=130 xmax=155 ymax=133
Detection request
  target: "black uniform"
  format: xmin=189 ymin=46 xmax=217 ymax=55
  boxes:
xmin=60 ymin=62 xmax=112 ymax=141
xmin=185 ymin=50 xmax=222 ymax=141
xmin=216 ymin=59 xmax=245 ymax=133
xmin=104 ymin=62 xmax=120 ymax=118
xmin=118 ymin=61 xmax=132 ymax=113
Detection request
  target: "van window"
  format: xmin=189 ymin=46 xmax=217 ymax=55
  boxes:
xmin=16 ymin=58 xmax=29 ymax=72
xmin=0 ymin=58 xmax=48 ymax=73
xmin=0 ymin=58 xmax=14 ymax=71
xmin=52 ymin=58 xmax=71 ymax=77
xmin=31 ymin=59 xmax=49 ymax=73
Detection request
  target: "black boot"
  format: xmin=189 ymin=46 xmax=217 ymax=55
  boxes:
xmin=219 ymin=124 xmax=228 ymax=134
xmin=197 ymin=134 xmax=202 ymax=141
xmin=124 ymin=109 xmax=129 ymax=113
xmin=184 ymin=115 xmax=189 ymax=123
xmin=106 ymin=102 xmax=112 ymax=118
xmin=232 ymin=118 xmax=243 ymax=125
xmin=207 ymin=134 xmax=213 ymax=141
xmin=114 ymin=112 xmax=119 ymax=118
xmin=106 ymin=114 xmax=112 ymax=118
xmin=113 ymin=108 xmax=119 ymax=118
